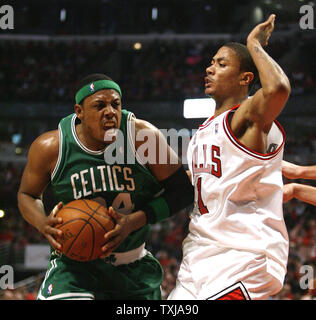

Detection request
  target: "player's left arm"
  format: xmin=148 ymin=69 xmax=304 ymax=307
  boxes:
xmin=283 ymin=183 xmax=316 ymax=206
xmin=231 ymin=14 xmax=291 ymax=151
xmin=101 ymin=119 xmax=194 ymax=256
xmin=139 ymin=119 xmax=194 ymax=224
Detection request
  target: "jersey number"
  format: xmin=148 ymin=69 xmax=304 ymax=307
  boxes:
xmin=197 ymin=177 xmax=208 ymax=214
xmin=196 ymin=145 xmax=222 ymax=215
xmin=112 ymin=193 xmax=134 ymax=214
xmin=92 ymin=193 xmax=134 ymax=215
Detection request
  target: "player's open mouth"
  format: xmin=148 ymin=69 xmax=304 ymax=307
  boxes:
xmin=103 ymin=121 xmax=116 ymax=131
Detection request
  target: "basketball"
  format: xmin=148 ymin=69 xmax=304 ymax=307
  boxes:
xmin=54 ymin=199 xmax=115 ymax=262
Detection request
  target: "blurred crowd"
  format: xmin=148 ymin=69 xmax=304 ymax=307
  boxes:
xmin=0 ymin=36 xmax=315 ymax=106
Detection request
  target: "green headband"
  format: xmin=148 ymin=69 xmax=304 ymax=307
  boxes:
xmin=75 ymin=79 xmax=122 ymax=104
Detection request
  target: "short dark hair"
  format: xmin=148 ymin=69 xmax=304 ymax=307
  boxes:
xmin=75 ymin=73 xmax=114 ymax=105
xmin=223 ymin=42 xmax=259 ymax=93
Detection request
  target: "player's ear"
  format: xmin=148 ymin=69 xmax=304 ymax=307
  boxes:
xmin=74 ymin=103 xmax=84 ymax=120
xmin=240 ymin=71 xmax=254 ymax=87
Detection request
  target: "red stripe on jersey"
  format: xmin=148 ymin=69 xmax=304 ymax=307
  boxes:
xmin=206 ymin=281 xmax=251 ymax=300
xmin=216 ymin=287 xmax=247 ymax=300
xmin=199 ymin=116 xmax=215 ymax=130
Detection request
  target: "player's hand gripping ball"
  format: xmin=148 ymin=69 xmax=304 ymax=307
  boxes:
xmin=55 ymin=199 xmax=115 ymax=261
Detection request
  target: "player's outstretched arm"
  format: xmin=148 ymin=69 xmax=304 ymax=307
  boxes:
xmin=247 ymin=14 xmax=290 ymax=124
xmin=283 ymin=183 xmax=316 ymax=206
xmin=282 ymin=160 xmax=316 ymax=180
xmin=232 ymin=14 xmax=291 ymax=142
xmin=17 ymin=131 xmax=63 ymax=250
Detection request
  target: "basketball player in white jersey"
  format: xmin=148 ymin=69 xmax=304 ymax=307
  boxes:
xmin=282 ymin=160 xmax=316 ymax=206
xmin=168 ymin=14 xmax=291 ymax=300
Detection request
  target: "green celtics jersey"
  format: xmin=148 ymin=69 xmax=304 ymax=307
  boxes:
xmin=51 ymin=109 xmax=163 ymax=252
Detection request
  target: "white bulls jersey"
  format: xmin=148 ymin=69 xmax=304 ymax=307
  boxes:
xmin=175 ymin=106 xmax=289 ymax=300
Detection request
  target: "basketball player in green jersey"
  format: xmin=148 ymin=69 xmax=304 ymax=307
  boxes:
xmin=17 ymin=74 xmax=194 ymax=300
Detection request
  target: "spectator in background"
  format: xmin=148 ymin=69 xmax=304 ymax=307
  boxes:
xmin=1 ymin=35 xmax=313 ymax=104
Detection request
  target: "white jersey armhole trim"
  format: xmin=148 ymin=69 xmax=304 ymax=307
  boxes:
xmin=51 ymin=124 xmax=63 ymax=181
xmin=127 ymin=113 xmax=147 ymax=169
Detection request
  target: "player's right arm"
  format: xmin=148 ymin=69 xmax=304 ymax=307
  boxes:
xmin=231 ymin=14 xmax=291 ymax=153
xmin=17 ymin=130 xmax=63 ymax=250
xmin=282 ymin=160 xmax=316 ymax=180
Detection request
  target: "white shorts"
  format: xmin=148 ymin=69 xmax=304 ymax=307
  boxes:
xmin=168 ymin=246 xmax=284 ymax=300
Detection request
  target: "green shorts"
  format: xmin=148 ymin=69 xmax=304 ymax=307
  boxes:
xmin=37 ymin=250 xmax=163 ymax=300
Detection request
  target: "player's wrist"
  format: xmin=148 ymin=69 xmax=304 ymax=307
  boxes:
xmin=143 ymin=197 xmax=170 ymax=225
xmin=246 ymin=37 xmax=261 ymax=49
xmin=34 ymin=214 xmax=49 ymax=234
xmin=292 ymin=183 xmax=300 ymax=197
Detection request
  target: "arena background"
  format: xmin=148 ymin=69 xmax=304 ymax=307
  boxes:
xmin=0 ymin=0 xmax=316 ymax=300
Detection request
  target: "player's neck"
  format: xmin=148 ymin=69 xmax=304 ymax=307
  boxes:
xmin=75 ymin=123 xmax=107 ymax=152
xmin=213 ymin=95 xmax=247 ymax=118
